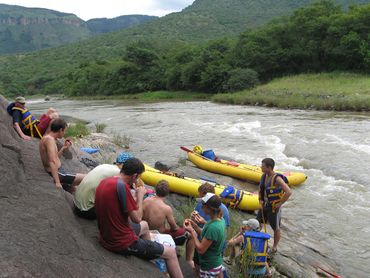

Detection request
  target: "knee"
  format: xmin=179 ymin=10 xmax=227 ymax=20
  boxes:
xmin=162 ymin=246 xmax=176 ymax=259
xmin=140 ymin=221 xmax=149 ymax=232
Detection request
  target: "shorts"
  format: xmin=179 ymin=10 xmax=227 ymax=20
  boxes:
xmin=119 ymin=238 xmax=164 ymax=260
xmin=130 ymin=221 xmax=141 ymax=236
xmin=257 ymin=206 xmax=281 ymax=231
xmin=48 ymin=167 xmax=76 ymax=191
xmin=200 ymin=265 xmax=224 ymax=278
xmin=164 ymin=227 xmax=189 ymax=246
xmin=73 ymin=205 xmax=96 ymax=220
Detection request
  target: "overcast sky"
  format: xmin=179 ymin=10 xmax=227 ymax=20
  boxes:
xmin=0 ymin=0 xmax=195 ymax=20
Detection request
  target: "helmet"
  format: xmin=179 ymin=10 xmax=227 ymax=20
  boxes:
xmin=193 ymin=145 xmax=203 ymax=154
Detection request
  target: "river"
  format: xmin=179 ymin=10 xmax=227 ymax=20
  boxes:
xmin=30 ymin=99 xmax=370 ymax=277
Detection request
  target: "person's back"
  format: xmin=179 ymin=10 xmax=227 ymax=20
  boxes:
xmin=143 ymin=196 xmax=171 ymax=233
xmin=74 ymin=164 xmax=120 ymax=211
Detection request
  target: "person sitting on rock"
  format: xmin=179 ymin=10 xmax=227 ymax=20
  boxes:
xmin=142 ymin=180 xmax=189 ymax=246
xmin=73 ymin=152 xmax=134 ymax=220
xmin=225 ymin=219 xmax=272 ymax=277
xmin=95 ymin=158 xmax=183 ymax=278
xmin=39 ymin=118 xmax=85 ymax=192
xmin=184 ymin=193 xmax=226 ymax=278
xmin=7 ymin=96 xmax=59 ymax=140
xmin=186 ymin=182 xmax=230 ymax=272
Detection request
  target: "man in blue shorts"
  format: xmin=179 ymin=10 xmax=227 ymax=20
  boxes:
xmin=95 ymin=158 xmax=183 ymax=278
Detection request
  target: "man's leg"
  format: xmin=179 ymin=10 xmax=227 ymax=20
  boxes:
xmin=269 ymin=207 xmax=282 ymax=252
xmin=161 ymin=246 xmax=183 ymax=278
xmin=185 ymin=237 xmax=195 ymax=269
xmin=138 ymin=221 xmax=150 ymax=240
xmin=72 ymin=173 xmax=86 ymax=186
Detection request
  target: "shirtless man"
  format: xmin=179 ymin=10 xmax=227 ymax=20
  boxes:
xmin=39 ymin=118 xmax=85 ymax=191
xmin=143 ymin=180 xmax=188 ymax=245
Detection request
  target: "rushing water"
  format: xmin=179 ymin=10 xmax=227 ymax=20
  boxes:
xmin=30 ymin=99 xmax=370 ymax=277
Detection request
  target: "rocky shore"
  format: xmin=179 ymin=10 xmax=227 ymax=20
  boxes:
xmin=0 ymin=95 xmax=341 ymax=277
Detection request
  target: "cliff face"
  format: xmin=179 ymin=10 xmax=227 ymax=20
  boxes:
xmin=0 ymin=95 xmax=166 ymax=277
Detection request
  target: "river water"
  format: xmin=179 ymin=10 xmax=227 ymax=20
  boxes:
xmin=30 ymin=99 xmax=370 ymax=277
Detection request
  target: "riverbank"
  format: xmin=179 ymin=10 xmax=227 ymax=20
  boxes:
xmin=213 ymin=72 xmax=370 ymax=111
xmin=74 ymin=130 xmax=342 ymax=278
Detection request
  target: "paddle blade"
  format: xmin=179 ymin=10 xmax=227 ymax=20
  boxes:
xmin=180 ymin=146 xmax=192 ymax=153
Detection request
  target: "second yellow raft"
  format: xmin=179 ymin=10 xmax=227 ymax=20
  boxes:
xmin=186 ymin=150 xmax=307 ymax=186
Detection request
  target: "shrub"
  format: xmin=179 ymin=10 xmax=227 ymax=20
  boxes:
xmin=95 ymin=122 xmax=107 ymax=133
xmin=64 ymin=121 xmax=90 ymax=138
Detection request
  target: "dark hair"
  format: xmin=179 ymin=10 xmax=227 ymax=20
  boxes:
xmin=205 ymin=195 xmax=222 ymax=215
xmin=120 ymin=157 xmax=145 ymax=176
xmin=50 ymin=118 xmax=67 ymax=132
xmin=156 ymin=180 xmax=170 ymax=197
xmin=262 ymin=158 xmax=275 ymax=169
xmin=198 ymin=182 xmax=215 ymax=195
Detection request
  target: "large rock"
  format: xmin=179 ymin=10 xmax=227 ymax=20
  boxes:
xmin=0 ymin=95 xmax=178 ymax=277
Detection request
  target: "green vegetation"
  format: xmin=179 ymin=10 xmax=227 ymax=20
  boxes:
xmin=0 ymin=0 xmax=369 ymax=111
xmin=213 ymin=72 xmax=370 ymax=111
xmin=112 ymin=133 xmax=131 ymax=149
xmin=94 ymin=123 xmax=107 ymax=133
xmin=64 ymin=121 xmax=90 ymax=138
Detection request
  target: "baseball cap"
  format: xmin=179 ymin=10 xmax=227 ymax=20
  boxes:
xmin=15 ymin=96 xmax=26 ymax=104
xmin=115 ymin=152 xmax=133 ymax=164
xmin=242 ymin=219 xmax=260 ymax=231
xmin=196 ymin=192 xmax=221 ymax=209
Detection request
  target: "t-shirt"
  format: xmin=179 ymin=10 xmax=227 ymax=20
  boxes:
xmin=199 ymin=219 xmax=225 ymax=270
xmin=74 ymin=164 xmax=120 ymax=211
xmin=195 ymin=202 xmax=230 ymax=228
xmin=95 ymin=176 xmax=138 ymax=252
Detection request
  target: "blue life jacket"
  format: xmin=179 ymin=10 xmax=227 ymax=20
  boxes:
xmin=260 ymin=173 xmax=288 ymax=207
xmin=242 ymin=231 xmax=270 ymax=266
xmin=9 ymin=104 xmax=41 ymax=137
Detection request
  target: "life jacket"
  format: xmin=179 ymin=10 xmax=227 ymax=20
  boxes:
xmin=11 ymin=105 xmax=42 ymax=138
xmin=242 ymin=231 xmax=270 ymax=267
xmin=260 ymin=173 xmax=288 ymax=208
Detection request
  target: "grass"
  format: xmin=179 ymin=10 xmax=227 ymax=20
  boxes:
xmin=213 ymin=72 xmax=370 ymax=111
xmin=65 ymin=121 xmax=90 ymax=138
xmin=94 ymin=122 xmax=107 ymax=133
xmin=112 ymin=132 xmax=131 ymax=149
xmin=69 ymin=91 xmax=211 ymax=101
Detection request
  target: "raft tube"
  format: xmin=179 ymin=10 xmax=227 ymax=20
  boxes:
xmin=141 ymin=164 xmax=259 ymax=211
xmin=185 ymin=149 xmax=307 ymax=186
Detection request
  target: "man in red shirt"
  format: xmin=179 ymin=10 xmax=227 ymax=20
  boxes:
xmin=95 ymin=158 xmax=183 ymax=278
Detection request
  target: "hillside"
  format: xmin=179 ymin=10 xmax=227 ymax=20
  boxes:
xmin=86 ymin=15 xmax=157 ymax=34
xmin=0 ymin=4 xmax=157 ymax=55
xmin=0 ymin=4 xmax=91 ymax=54
xmin=0 ymin=0 xmax=369 ymax=96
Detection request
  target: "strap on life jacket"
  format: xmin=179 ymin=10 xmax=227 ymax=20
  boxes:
xmin=116 ymin=178 xmax=127 ymax=214
xmin=242 ymin=231 xmax=270 ymax=267
xmin=220 ymin=186 xmax=244 ymax=209
xmin=260 ymin=173 xmax=288 ymax=208
xmin=12 ymin=106 xmax=42 ymax=138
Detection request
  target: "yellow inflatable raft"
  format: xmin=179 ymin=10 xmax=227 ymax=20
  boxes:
xmin=141 ymin=165 xmax=260 ymax=211
xmin=182 ymin=147 xmax=307 ymax=186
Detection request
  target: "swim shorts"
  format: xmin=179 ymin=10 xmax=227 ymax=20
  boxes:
xmin=119 ymin=238 xmax=164 ymax=260
xmin=257 ymin=206 xmax=282 ymax=231
xmin=164 ymin=227 xmax=189 ymax=246
xmin=48 ymin=167 xmax=76 ymax=191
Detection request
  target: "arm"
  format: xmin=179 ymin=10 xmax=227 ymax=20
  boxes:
xmin=57 ymin=139 xmax=72 ymax=158
xmin=166 ymin=206 xmax=178 ymax=231
xmin=274 ymin=177 xmax=292 ymax=208
xmin=128 ymin=186 xmax=146 ymax=223
xmin=184 ymin=221 xmax=213 ymax=255
xmin=45 ymin=138 xmax=62 ymax=189
xmin=13 ymin=122 xmax=31 ymax=140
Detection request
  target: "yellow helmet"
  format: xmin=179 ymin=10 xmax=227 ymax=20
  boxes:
xmin=193 ymin=145 xmax=203 ymax=154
